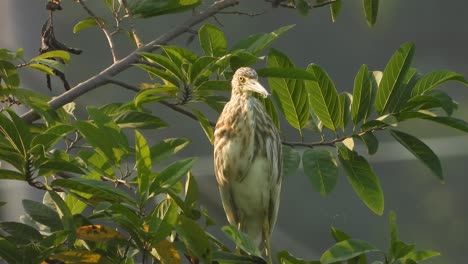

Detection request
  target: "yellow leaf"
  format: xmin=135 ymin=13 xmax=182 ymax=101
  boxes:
xmin=44 ymin=250 xmax=112 ymax=264
xmin=76 ymin=225 xmax=125 ymax=241
xmin=151 ymin=239 xmax=181 ymax=264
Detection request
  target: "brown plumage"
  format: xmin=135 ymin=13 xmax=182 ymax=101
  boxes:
xmin=214 ymin=67 xmax=282 ymax=262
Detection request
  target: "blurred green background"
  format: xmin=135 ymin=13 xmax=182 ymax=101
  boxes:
xmin=0 ymin=1 xmax=467 ymax=263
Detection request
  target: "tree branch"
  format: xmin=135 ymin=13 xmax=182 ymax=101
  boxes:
xmin=21 ymin=0 xmax=240 ymax=123
xmin=77 ymin=0 xmax=118 ymax=62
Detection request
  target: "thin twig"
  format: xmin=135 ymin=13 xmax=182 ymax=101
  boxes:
xmin=219 ymin=10 xmax=266 ymax=16
xmin=266 ymin=0 xmax=337 ymax=9
xmin=77 ymin=0 xmax=118 ymax=62
xmin=22 ymin=0 xmax=240 ymax=124
xmin=120 ymin=0 xmax=143 ymax=47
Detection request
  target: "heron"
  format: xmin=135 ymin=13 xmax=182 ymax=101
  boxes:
xmin=214 ymin=67 xmax=282 ymax=262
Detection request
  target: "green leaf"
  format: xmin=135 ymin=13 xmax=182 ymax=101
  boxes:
xmin=389 ymin=210 xmax=398 ymax=248
xmin=356 ymin=132 xmax=379 ymax=155
xmin=257 ymin=67 xmax=317 ymax=80
xmin=260 ymin=96 xmax=281 ymax=129
xmin=398 ymin=111 xmax=468 ymax=133
xmin=303 ymin=149 xmax=338 ymax=196
xmin=134 ymin=63 xmax=180 ymax=87
xmin=22 ymin=199 xmax=62 ymax=230
xmin=411 ymin=70 xmax=467 ymax=96
xmin=282 ymin=145 xmax=301 ymax=177
xmin=52 ymin=178 xmax=134 ymax=203
xmin=147 ymin=198 xmax=178 ymax=244
xmin=305 ymin=64 xmax=341 ymax=131
xmin=296 ymin=0 xmax=310 ymax=16
xmin=363 ymin=0 xmax=379 ymax=26
xmin=0 ymin=169 xmax=24 ymax=180
xmin=337 ymin=144 xmax=384 ymax=215
xmin=266 ymin=49 xmax=309 ymax=134
xmin=32 ymin=50 xmax=70 ymax=64
xmin=222 ymin=225 xmax=261 ymax=257
xmin=340 ymin=92 xmax=352 ymax=130
xmin=184 ymin=172 xmax=199 ymax=208
xmin=140 ymin=52 xmax=184 ymax=81
xmin=190 ymin=56 xmax=217 ymax=85
xmin=175 ymin=215 xmax=212 ymax=262
xmin=150 ymin=158 xmax=196 ymax=193
xmin=192 ymin=109 xmax=214 ymax=144
xmin=47 ymin=190 xmax=76 ymax=242
xmin=403 ymin=250 xmax=440 ymax=262
xmin=0 ymin=109 xmax=31 ymax=158
xmin=113 ymin=110 xmax=168 ymax=129
xmin=73 ymin=17 xmax=101 ymax=33
xmin=330 ymin=0 xmax=342 ymax=22
xmin=389 ymin=129 xmax=443 ymax=182
xmin=231 ymin=25 xmax=295 ymax=55
xmin=0 ymin=60 xmax=19 ymax=88
xmin=230 ymin=51 xmax=261 ymax=70
xmin=199 ymin=24 xmax=227 ymax=57
xmin=351 ymin=65 xmax=374 ymax=125
xmin=391 ymin=241 xmax=415 ymax=259
xmin=330 ymin=226 xmax=351 ymax=242
xmin=321 ymin=239 xmax=379 ymax=264
xmin=136 ymin=131 xmax=151 ymax=199
xmin=0 ymin=222 xmax=43 ymax=244
xmin=375 ymin=43 xmax=415 ymax=114
xmin=28 ymin=63 xmax=55 ymax=75
xmin=0 ymin=238 xmax=17 ymax=263
xmin=150 ymin=138 xmax=191 ymax=164
xmin=131 ymin=0 xmax=202 ymax=18
xmin=277 ymin=250 xmax=319 ymax=264
xmin=33 ymin=58 xmax=65 ymax=73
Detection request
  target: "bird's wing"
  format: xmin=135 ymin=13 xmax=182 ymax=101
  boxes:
xmin=266 ymin=132 xmax=282 ymax=231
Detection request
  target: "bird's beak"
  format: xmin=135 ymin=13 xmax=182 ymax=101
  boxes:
xmin=245 ymin=80 xmax=270 ymax=98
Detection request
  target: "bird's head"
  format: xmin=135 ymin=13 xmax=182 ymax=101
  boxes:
xmin=231 ymin=67 xmax=269 ymax=98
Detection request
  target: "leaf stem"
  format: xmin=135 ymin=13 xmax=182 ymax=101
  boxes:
xmin=76 ymin=0 xmax=118 ymax=62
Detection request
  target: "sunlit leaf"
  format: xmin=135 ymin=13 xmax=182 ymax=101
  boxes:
xmin=267 ymin=49 xmax=309 ymax=135
xmin=73 ymin=17 xmax=101 ymax=34
xmin=303 ymin=149 xmax=338 ymax=196
xmin=375 ymin=43 xmax=414 ymax=114
xmin=305 ymin=64 xmax=341 ymax=131
xmin=136 ymin=130 xmax=151 ymax=199
xmin=113 ymin=111 xmax=168 ymax=129
xmin=199 ymin=24 xmax=227 ymax=57
xmin=351 ymin=65 xmax=374 ymax=125
xmin=31 ymin=50 xmax=70 ymax=64
xmin=411 ymin=70 xmax=467 ymax=96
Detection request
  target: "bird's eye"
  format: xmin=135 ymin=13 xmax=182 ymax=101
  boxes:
xmin=239 ymin=76 xmax=245 ymax=82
